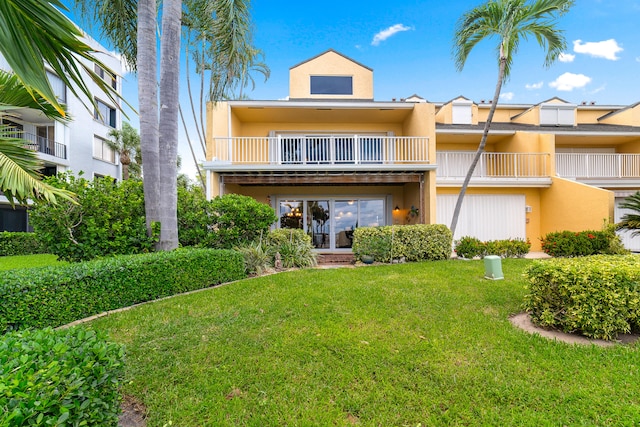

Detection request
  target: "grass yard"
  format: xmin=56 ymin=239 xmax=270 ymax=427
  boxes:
xmin=0 ymin=254 xmax=64 ymax=271
xmin=89 ymin=259 xmax=640 ymax=426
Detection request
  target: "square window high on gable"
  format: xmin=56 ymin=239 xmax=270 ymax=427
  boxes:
xmin=310 ymin=76 xmax=353 ymax=95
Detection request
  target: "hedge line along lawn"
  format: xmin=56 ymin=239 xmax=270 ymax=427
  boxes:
xmin=89 ymin=259 xmax=640 ymax=426
xmin=0 ymin=254 xmax=64 ymax=271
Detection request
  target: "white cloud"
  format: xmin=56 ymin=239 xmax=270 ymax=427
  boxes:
xmin=549 ymin=72 xmax=592 ymax=91
xmin=558 ymin=52 xmax=575 ymax=63
xmin=573 ymin=39 xmax=623 ymax=60
xmin=500 ymin=92 xmax=514 ymax=101
xmin=636 ymin=57 xmax=640 ymax=63
xmin=371 ymin=24 xmax=412 ymax=46
xmin=525 ymin=81 xmax=544 ymax=90
xmin=589 ymin=85 xmax=606 ymax=95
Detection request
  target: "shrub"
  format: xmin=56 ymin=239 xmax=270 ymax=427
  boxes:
xmin=0 ymin=327 xmax=124 ymax=426
xmin=29 ymin=173 xmax=156 ymax=262
xmin=264 ymin=229 xmax=317 ymax=268
xmin=523 ymin=255 xmax=640 ymax=340
xmin=455 ymin=236 xmax=484 ymax=259
xmin=0 ymin=232 xmax=46 ymax=256
xmin=265 ymin=228 xmax=312 ymax=248
xmin=0 ymin=248 xmax=245 ymax=332
xmin=177 ymin=182 xmax=211 ymax=247
xmin=484 ymin=238 xmax=531 ymax=258
xmin=540 ymin=228 xmax=624 ymax=257
xmin=353 ymin=224 xmax=452 ymax=263
xmin=351 ymin=227 xmax=392 ymax=262
xmin=275 ymin=240 xmax=318 ymax=268
xmin=207 ymin=194 xmax=278 ymax=248
xmin=235 ymin=241 xmax=271 ymax=275
xmin=178 ymin=192 xmax=277 ymax=249
xmin=455 ymin=237 xmax=530 ymax=259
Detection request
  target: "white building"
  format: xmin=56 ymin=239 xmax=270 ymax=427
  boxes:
xmin=0 ymin=34 xmax=123 ymax=231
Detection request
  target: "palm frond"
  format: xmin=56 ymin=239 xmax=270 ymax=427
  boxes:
xmin=0 ymin=70 xmax=68 ymax=122
xmin=0 ymin=0 xmax=124 ymax=115
xmin=453 ymin=0 xmax=573 ymax=80
xmin=0 ymin=127 xmax=75 ymax=207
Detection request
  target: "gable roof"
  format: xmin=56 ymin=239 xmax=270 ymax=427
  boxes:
xmin=510 ymin=96 xmax=574 ymax=120
xmin=289 ymin=49 xmax=373 ymax=72
xmin=598 ymin=101 xmax=640 ymax=121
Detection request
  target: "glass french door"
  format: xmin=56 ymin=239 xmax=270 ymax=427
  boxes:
xmin=278 ymin=197 xmax=386 ymax=250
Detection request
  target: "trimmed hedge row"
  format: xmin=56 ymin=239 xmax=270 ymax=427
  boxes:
xmin=0 ymin=232 xmax=46 ymax=256
xmin=455 ymin=236 xmax=530 ymax=259
xmin=353 ymin=224 xmax=452 ymax=263
xmin=524 ymin=255 xmax=640 ymax=340
xmin=540 ymin=227 xmax=627 ymax=257
xmin=1 ymin=327 xmax=124 ymax=426
xmin=0 ymin=248 xmax=246 ymax=332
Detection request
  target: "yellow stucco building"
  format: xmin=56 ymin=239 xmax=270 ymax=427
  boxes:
xmin=203 ymin=50 xmax=640 ymax=253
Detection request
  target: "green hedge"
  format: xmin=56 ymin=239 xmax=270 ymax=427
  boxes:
xmin=540 ymin=227 xmax=627 ymax=257
xmin=523 ymin=255 xmax=640 ymax=340
xmin=352 ymin=224 xmax=452 ymax=263
xmin=0 ymin=232 xmax=46 ymax=256
xmin=1 ymin=327 xmax=124 ymax=426
xmin=0 ymin=248 xmax=246 ymax=332
xmin=455 ymin=236 xmax=530 ymax=259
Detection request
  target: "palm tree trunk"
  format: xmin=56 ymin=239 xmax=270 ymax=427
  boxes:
xmin=157 ymin=0 xmax=182 ymax=250
xmin=137 ymin=0 xmax=160 ymax=236
xmin=449 ymin=56 xmax=507 ymax=238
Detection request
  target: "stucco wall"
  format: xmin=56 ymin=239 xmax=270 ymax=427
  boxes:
xmin=540 ymin=177 xmax=614 ymax=235
xmin=289 ymin=51 xmax=373 ymax=100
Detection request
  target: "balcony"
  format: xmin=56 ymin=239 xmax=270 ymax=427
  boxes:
xmin=207 ymin=135 xmax=430 ymax=172
xmin=22 ymin=132 xmax=67 ymax=159
xmin=556 ymin=153 xmax=640 ymax=186
xmin=436 ymin=151 xmax=552 ymax=187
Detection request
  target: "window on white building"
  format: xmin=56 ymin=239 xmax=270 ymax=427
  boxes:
xmin=94 ymin=99 xmax=117 ymax=128
xmin=94 ymin=64 xmax=117 ymax=90
xmin=46 ymin=71 xmax=66 ymax=103
xmin=93 ymin=135 xmax=115 ymax=163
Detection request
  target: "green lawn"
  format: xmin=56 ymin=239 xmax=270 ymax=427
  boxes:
xmin=89 ymin=259 xmax=640 ymax=426
xmin=0 ymin=254 xmax=65 ymax=271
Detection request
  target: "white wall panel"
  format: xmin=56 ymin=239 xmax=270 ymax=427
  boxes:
xmin=615 ymin=198 xmax=640 ymax=252
xmin=437 ymin=194 xmax=526 ymax=241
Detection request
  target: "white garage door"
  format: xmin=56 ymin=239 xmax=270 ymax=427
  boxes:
xmin=437 ymin=194 xmax=526 ymax=241
xmin=615 ymin=197 xmax=640 ymax=252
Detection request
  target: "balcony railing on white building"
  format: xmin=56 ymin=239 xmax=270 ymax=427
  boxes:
xmin=22 ymin=132 xmax=67 ymax=159
xmin=437 ymin=151 xmax=551 ymax=179
xmin=556 ymin=153 xmax=640 ymax=179
xmin=210 ymin=135 xmax=429 ymax=166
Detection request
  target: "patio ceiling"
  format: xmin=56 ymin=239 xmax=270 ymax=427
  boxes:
xmin=230 ymin=104 xmax=415 ymax=124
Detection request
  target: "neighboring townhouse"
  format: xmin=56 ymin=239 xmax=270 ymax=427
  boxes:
xmin=0 ymin=34 xmax=123 ymax=232
xmin=203 ymin=50 xmax=640 ymax=252
xmin=436 ymin=97 xmax=640 ymax=251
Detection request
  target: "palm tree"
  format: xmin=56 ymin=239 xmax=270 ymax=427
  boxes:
xmin=617 ymin=192 xmax=640 ymax=237
xmin=449 ymin=0 xmax=574 ymax=237
xmin=107 ymin=122 xmax=141 ymax=180
xmin=72 ymin=0 xmax=264 ymax=250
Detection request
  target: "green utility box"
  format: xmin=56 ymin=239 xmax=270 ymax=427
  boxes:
xmin=484 ymin=255 xmax=504 ymax=280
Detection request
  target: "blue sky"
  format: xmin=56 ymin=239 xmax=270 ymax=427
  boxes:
xmin=246 ymin=0 xmax=639 ymax=105
xmin=63 ymin=0 xmax=640 ymax=177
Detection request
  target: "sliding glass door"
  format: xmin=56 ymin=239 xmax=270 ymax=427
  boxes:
xmin=278 ymin=197 xmax=386 ymax=250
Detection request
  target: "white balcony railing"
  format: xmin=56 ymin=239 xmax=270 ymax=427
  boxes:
xmin=556 ymin=153 xmax=640 ymax=179
xmin=210 ymin=135 xmax=429 ymax=166
xmin=437 ymin=151 xmax=551 ymax=179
